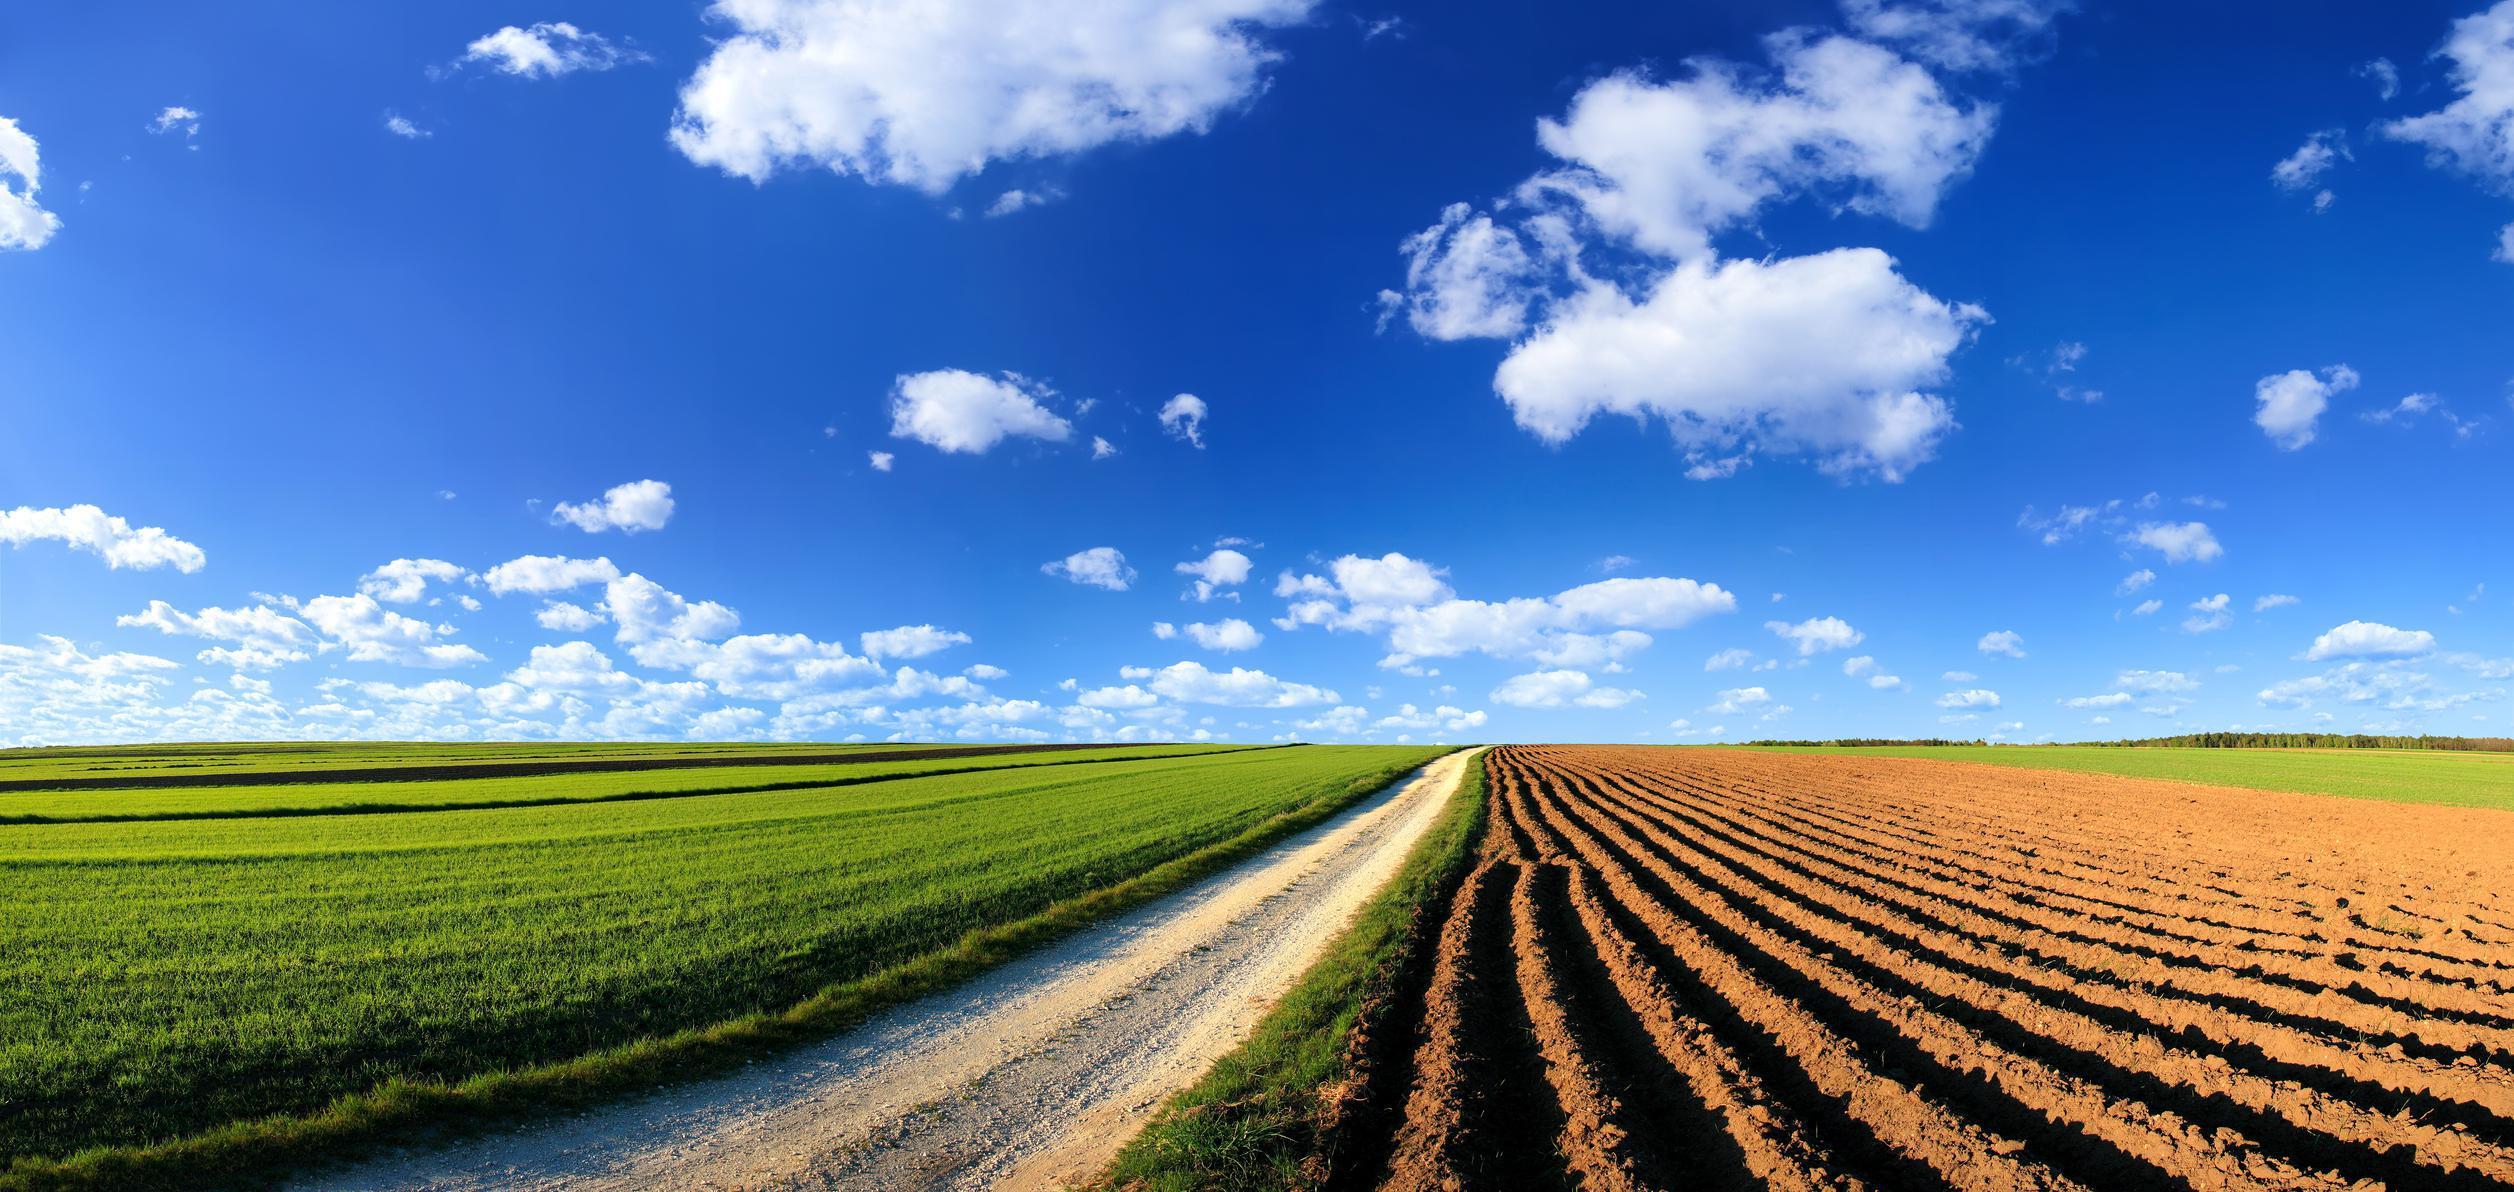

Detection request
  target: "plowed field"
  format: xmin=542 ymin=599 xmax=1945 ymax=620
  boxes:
xmin=1328 ymin=746 xmax=2514 ymax=1190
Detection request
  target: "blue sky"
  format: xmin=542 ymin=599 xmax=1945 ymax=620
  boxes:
xmin=2 ymin=0 xmax=2510 ymax=746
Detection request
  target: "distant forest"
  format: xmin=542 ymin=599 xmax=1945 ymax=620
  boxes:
xmin=1748 ymin=734 xmax=2514 ymax=752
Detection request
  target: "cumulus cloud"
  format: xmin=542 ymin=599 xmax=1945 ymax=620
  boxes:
xmin=299 ymin=594 xmax=486 ymax=667
xmin=1159 ymin=394 xmax=1209 ymax=447
xmin=1182 ymin=618 xmax=1263 ymax=651
xmin=1377 ymin=703 xmax=1489 ymax=734
xmin=1704 ymin=647 xmax=1756 ymax=671
xmin=1492 ymin=250 xmax=1985 ymax=483
xmin=358 ymin=558 xmax=467 ymax=603
xmin=2116 ymin=568 xmax=2156 ymax=596
xmin=150 ymin=106 xmax=202 ymax=139
xmin=1381 ymin=203 xmax=1539 ymax=340
xmin=1707 ymin=685 xmax=1770 ymax=713
xmin=1280 ymin=552 xmax=1734 ymax=667
xmin=1840 ymin=0 xmax=2072 ymax=74
xmin=2379 ymin=2 xmax=2514 ymax=194
xmin=2359 ymin=56 xmax=2402 ymax=101
xmin=2 ymin=505 xmax=205 ymax=572
xmin=2254 ymin=593 xmax=2299 ymax=612
xmin=536 ymin=601 xmax=604 ymax=632
xmin=1177 ymin=548 xmax=1253 ymax=601
xmin=2182 ymin=593 xmax=2232 ymax=634
xmin=1935 ymin=687 xmax=2001 ymax=708
xmin=1976 ymin=629 xmax=2024 ymax=658
xmin=482 ymin=554 xmax=622 ymax=595
xmin=0 ymin=116 xmax=61 ymax=250
xmin=2270 ymin=129 xmax=2349 ymax=209
xmin=2253 ymin=364 xmax=2359 ymax=450
xmin=669 ymin=0 xmax=1316 ymax=192
xmin=2302 ymin=620 xmax=2436 ymax=662
xmin=118 ymin=600 xmax=314 ymax=651
xmin=1766 ymin=615 xmax=1863 ymax=656
xmin=462 ymin=22 xmax=645 ymax=77
xmin=1043 ymin=546 xmax=1136 ymax=590
xmin=1145 ymin=660 xmax=1336 ymax=707
xmin=551 ymin=479 xmax=675 ymax=533
xmin=383 ymin=111 xmax=431 ymax=139
xmin=861 ymin=624 xmax=972 ymax=659
xmin=868 ymin=451 xmax=896 ymax=472
xmin=2126 ymin=521 xmax=2223 ymax=564
xmin=890 ymin=370 xmax=1073 ymax=453
xmin=1493 ymin=668 xmax=1643 ymax=709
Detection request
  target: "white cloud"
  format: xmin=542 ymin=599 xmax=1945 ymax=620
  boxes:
xmin=1376 ymin=703 xmax=1487 ymax=733
xmin=1936 ymin=688 xmax=2001 ymax=708
xmin=603 ymin=574 xmax=742 ymax=653
xmin=2270 ymin=129 xmax=2349 ymax=197
xmin=2182 ymin=593 xmax=2232 ymax=634
xmin=300 ymin=594 xmax=486 ymax=668
xmin=2115 ymin=568 xmax=2156 ymax=595
xmin=551 ymin=479 xmax=675 ymax=534
xmin=2254 ymin=593 xmax=2299 ymax=612
xmin=1146 ymin=660 xmax=1336 ymax=707
xmin=1706 ymin=685 xmax=1769 ymax=714
xmin=1183 ymin=618 xmax=1263 ymax=651
xmin=2379 ymin=2 xmax=2514 ymax=193
xmin=1492 ymin=250 xmax=1984 ymax=482
xmin=964 ymin=663 xmax=1008 ymax=680
xmin=383 ymin=111 xmax=431 ymax=139
xmin=1 ymin=504 xmax=205 ymax=572
xmin=1091 ymin=437 xmax=1117 ymax=460
xmin=2361 ymin=393 xmax=2438 ymax=425
xmin=985 ymin=188 xmax=1059 ymax=217
xmin=1840 ymin=0 xmax=2071 ymax=74
xmin=2303 ymin=620 xmax=2436 ymax=662
xmin=482 ymin=554 xmax=621 ymax=595
xmin=1766 ymin=615 xmax=1863 ymax=656
xmin=1493 ymin=669 xmax=1642 ymax=709
xmin=2131 ymin=599 xmax=2163 ymax=616
xmin=462 ymin=22 xmax=645 ymax=77
xmin=890 ymin=370 xmax=1073 ymax=453
xmin=358 ymin=558 xmax=467 ymax=604
xmin=2499 ymin=221 xmax=2514 ymax=265
xmin=2126 ymin=521 xmax=2223 ymax=564
xmin=1382 ymin=203 xmax=1538 ymax=340
xmin=1043 ymin=546 xmax=1136 ymax=590
xmin=1282 ymin=556 xmax=1733 ymax=669
xmin=536 ymin=601 xmax=604 ymax=632
xmin=2253 ymin=364 xmax=2359 ymax=450
xmin=1976 ymin=629 xmax=2024 ymax=658
xmin=505 ymin=641 xmax=638 ymax=693
xmin=1078 ymin=683 xmax=1161 ymax=709
xmin=0 ymin=116 xmax=61 ymax=251
xmin=1522 ymin=34 xmax=1994 ymax=263
xmin=868 ymin=451 xmax=896 ymax=472
xmin=2116 ymin=669 xmax=2198 ymax=694
xmin=861 ymin=624 xmax=972 ymax=659
xmin=669 ymin=0 xmax=1316 ymax=192
xmin=150 ymin=106 xmax=201 ymax=138
xmin=2062 ymin=691 xmax=2133 ymax=709
xmin=118 ymin=600 xmax=314 ymax=650
xmin=1177 ymin=548 xmax=1253 ymax=601
xmin=2359 ymin=57 xmax=2401 ymax=101
xmin=1705 ymin=647 xmax=1755 ymax=671
xmin=1941 ymin=669 xmax=1978 ymax=682
xmin=1159 ymin=394 xmax=1209 ymax=447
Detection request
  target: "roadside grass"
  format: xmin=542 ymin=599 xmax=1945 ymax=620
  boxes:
xmin=1743 ymin=744 xmax=2514 ymax=811
xmin=0 ymin=742 xmax=1251 ymax=823
xmin=1091 ymin=748 xmax=1490 ymax=1192
xmin=0 ymin=745 xmax=1445 ymax=1189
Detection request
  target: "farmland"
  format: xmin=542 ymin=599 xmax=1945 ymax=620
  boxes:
xmin=1747 ymin=743 xmax=2514 ymax=811
xmin=1317 ymin=746 xmax=2514 ymax=1189
xmin=0 ymin=741 xmax=1445 ymax=1176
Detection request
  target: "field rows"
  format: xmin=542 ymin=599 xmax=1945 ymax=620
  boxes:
xmin=0 ymin=744 xmax=1444 ymax=1167
xmin=1336 ymin=746 xmax=2514 ymax=1190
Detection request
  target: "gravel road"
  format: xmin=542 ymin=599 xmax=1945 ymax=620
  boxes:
xmin=295 ymin=748 xmax=1473 ymax=1191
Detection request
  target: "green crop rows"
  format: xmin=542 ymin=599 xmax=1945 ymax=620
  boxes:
xmin=0 ymin=742 xmax=1445 ymax=1172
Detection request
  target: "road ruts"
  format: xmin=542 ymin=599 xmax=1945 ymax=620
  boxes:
xmin=1333 ymin=746 xmax=2514 ymax=1191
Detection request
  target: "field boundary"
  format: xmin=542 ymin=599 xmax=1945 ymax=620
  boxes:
xmin=0 ymin=743 xmax=1268 ymax=825
xmin=0 ymin=749 xmax=1446 ymax=1192
xmin=1089 ymin=748 xmax=1491 ymax=1191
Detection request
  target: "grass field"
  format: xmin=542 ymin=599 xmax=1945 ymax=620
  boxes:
xmin=1742 ymin=744 xmax=2514 ymax=811
xmin=0 ymin=742 xmax=1445 ymax=1177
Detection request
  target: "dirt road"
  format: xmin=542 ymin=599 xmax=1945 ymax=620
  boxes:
xmin=297 ymin=748 xmax=1474 ymax=1191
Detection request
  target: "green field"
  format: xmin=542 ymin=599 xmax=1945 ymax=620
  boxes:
xmin=0 ymin=742 xmax=1250 ymax=823
xmin=1743 ymin=744 xmax=2514 ymax=811
xmin=0 ymin=742 xmax=1446 ymax=1175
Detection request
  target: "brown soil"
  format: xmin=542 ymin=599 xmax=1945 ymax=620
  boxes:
xmin=1337 ymin=746 xmax=2514 ymax=1191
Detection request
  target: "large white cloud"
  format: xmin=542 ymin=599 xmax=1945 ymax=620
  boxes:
xmin=2302 ymin=620 xmax=2436 ymax=662
xmin=1491 ymin=668 xmax=1642 ymax=709
xmin=2 ymin=505 xmax=205 ymax=572
xmin=670 ymin=0 xmax=1316 ymax=192
xmin=0 ymin=116 xmax=61 ymax=251
xmin=1524 ymin=34 xmax=1994 ymax=263
xmin=2253 ymin=365 xmax=2358 ymax=451
xmin=890 ymin=370 xmax=1073 ymax=454
xmin=1382 ymin=204 xmax=1540 ymax=340
xmin=1493 ymin=250 xmax=1984 ymax=482
xmin=1145 ymin=660 xmax=1336 ymax=707
xmin=551 ymin=479 xmax=675 ymax=534
xmin=299 ymin=594 xmax=487 ymax=668
xmin=118 ymin=600 xmax=314 ymax=649
xmin=1278 ymin=552 xmax=1734 ymax=666
xmin=2379 ymin=2 xmax=2514 ymax=191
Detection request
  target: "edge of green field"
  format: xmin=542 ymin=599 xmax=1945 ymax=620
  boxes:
xmin=1738 ymin=744 xmax=2514 ymax=812
xmin=2 ymin=750 xmax=1456 ymax=1192
xmin=1089 ymin=748 xmax=1491 ymax=1192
